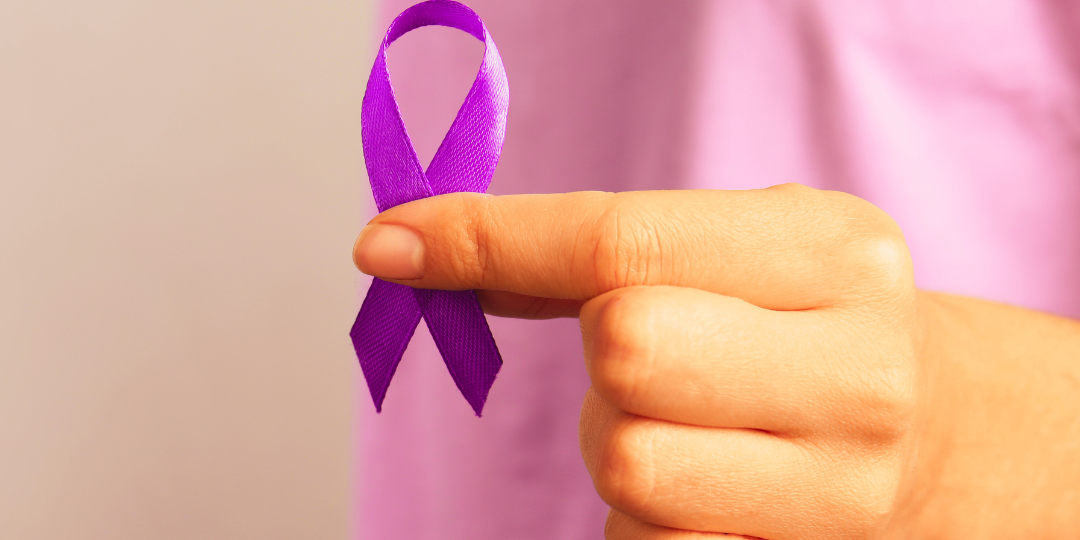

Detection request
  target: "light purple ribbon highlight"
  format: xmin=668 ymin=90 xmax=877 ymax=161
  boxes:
xmin=351 ymin=0 xmax=508 ymax=416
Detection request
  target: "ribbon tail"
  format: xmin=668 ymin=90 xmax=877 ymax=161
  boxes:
xmin=351 ymin=278 xmax=423 ymax=412
xmin=415 ymin=289 xmax=503 ymax=416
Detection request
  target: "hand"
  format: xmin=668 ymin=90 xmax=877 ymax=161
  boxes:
xmin=353 ymin=185 xmax=1080 ymax=539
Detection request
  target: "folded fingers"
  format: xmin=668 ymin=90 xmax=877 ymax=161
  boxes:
xmin=579 ymin=389 xmax=893 ymax=539
xmin=579 ymin=286 xmax=869 ymax=435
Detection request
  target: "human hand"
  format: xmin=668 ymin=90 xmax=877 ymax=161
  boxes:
xmin=353 ymin=185 xmax=1080 ymax=539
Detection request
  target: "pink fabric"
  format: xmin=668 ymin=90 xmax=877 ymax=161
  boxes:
xmin=356 ymin=1 xmax=1080 ymax=538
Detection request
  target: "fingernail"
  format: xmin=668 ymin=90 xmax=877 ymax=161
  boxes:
xmin=354 ymin=224 xmax=424 ymax=279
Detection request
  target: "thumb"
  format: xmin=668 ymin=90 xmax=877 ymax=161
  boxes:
xmin=354 ymin=191 xmax=611 ymax=300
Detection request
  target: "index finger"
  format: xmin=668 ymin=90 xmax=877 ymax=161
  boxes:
xmin=352 ymin=185 xmax=909 ymax=310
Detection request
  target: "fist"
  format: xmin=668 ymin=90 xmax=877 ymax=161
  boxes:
xmin=354 ymin=185 xmax=924 ymax=539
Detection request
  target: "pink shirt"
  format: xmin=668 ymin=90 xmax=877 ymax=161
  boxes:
xmin=357 ymin=1 xmax=1080 ymax=538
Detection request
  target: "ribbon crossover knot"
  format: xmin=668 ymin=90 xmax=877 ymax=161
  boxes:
xmin=351 ymin=0 xmax=508 ymax=416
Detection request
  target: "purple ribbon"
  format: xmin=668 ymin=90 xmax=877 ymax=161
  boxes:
xmin=351 ymin=0 xmax=508 ymax=416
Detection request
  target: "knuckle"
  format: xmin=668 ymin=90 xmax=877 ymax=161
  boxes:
xmin=591 ymin=289 xmax=657 ymax=411
xmin=839 ymin=354 xmax=917 ymax=444
xmin=813 ymin=192 xmax=914 ymax=297
xmin=819 ymin=459 xmax=900 ymax=536
xmin=591 ymin=195 xmax=666 ymax=291
xmin=844 ymin=231 xmax=913 ymax=294
xmin=593 ymin=416 xmax=660 ymax=516
xmin=856 ymin=462 xmax=904 ymax=525
xmin=845 ymin=455 xmax=906 ymax=531
xmin=766 ymin=182 xmax=816 ymax=197
xmin=447 ymin=193 xmax=494 ymax=286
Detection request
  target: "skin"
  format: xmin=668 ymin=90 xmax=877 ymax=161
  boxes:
xmin=352 ymin=185 xmax=1080 ymax=539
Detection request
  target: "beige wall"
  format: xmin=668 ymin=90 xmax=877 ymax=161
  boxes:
xmin=0 ymin=2 xmax=367 ymax=538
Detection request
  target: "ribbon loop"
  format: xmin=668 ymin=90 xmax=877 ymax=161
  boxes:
xmin=352 ymin=0 xmax=508 ymax=416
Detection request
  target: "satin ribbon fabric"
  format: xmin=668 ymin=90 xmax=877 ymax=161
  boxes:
xmin=351 ymin=0 xmax=508 ymax=416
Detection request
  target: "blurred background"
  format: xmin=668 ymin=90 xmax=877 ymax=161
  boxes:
xmin=1 ymin=1 xmax=368 ymax=538
xmin=6 ymin=1 xmax=1080 ymax=539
